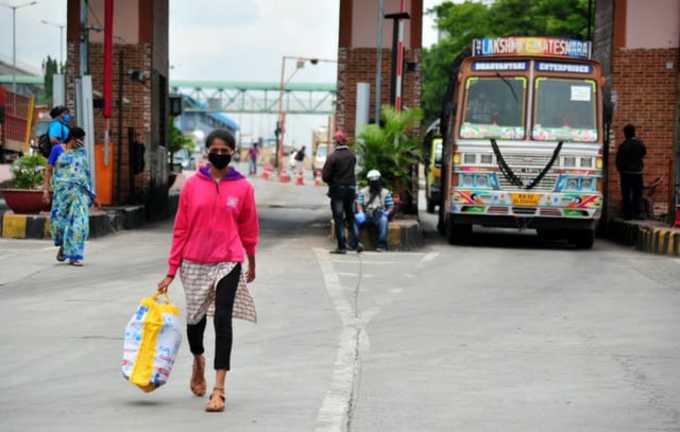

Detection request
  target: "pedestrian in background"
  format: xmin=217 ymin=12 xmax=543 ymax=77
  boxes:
xmin=294 ymin=145 xmax=306 ymax=175
xmin=248 ymin=142 xmax=259 ymax=175
xmin=322 ymin=130 xmax=359 ymax=254
xmin=45 ymin=127 xmax=99 ymax=266
xmin=42 ymin=106 xmax=72 ymax=193
xmin=355 ymin=170 xmax=395 ymax=252
xmin=616 ymin=124 xmax=646 ymax=220
xmin=158 ymin=129 xmax=259 ymax=413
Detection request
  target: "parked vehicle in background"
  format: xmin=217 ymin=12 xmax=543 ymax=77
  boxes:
xmin=438 ymin=37 xmax=606 ymax=249
xmin=172 ymin=148 xmax=196 ymax=171
xmin=422 ymin=121 xmax=443 ymax=214
xmin=314 ymin=143 xmax=328 ymax=172
xmin=311 ymin=126 xmax=330 ymax=173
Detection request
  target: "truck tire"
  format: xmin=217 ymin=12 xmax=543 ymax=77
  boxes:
xmin=537 ymin=228 xmax=564 ymax=241
xmin=570 ymin=229 xmax=595 ymax=249
xmin=447 ymin=218 xmax=471 ymax=245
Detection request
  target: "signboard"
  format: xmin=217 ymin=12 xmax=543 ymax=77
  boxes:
xmin=472 ymin=37 xmax=592 ymax=60
xmin=472 ymin=61 xmax=528 ymax=72
xmin=536 ymin=62 xmax=592 ymax=74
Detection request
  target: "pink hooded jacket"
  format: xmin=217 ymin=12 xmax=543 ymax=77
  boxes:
xmin=167 ymin=166 xmax=259 ymax=277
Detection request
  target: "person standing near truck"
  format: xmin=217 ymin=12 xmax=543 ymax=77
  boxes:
xmin=616 ymin=124 xmax=646 ymax=220
xmin=322 ymin=130 xmax=359 ymax=254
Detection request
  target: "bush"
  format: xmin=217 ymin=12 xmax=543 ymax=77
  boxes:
xmin=357 ymin=106 xmax=423 ymax=192
xmin=10 ymin=154 xmax=47 ymax=189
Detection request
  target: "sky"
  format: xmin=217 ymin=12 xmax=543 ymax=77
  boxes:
xmin=0 ymin=0 xmax=447 ymax=148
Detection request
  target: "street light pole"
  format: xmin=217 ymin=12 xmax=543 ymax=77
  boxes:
xmin=0 ymin=2 xmax=39 ymax=97
xmin=42 ymin=19 xmax=66 ymax=67
xmin=275 ymin=56 xmax=337 ymax=180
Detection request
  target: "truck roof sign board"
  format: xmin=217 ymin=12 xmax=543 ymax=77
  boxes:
xmin=472 ymin=61 xmax=528 ymax=71
xmin=536 ymin=62 xmax=593 ymax=74
xmin=472 ymin=37 xmax=592 ymax=60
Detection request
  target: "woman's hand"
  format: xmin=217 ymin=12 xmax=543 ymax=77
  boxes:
xmin=157 ymin=276 xmax=174 ymax=294
xmin=245 ymin=255 xmax=256 ymax=283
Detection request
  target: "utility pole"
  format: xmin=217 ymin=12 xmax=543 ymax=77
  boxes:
xmin=0 ymin=2 xmax=38 ymax=103
xmin=385 ymin=6 xmax=410 ymax=111
xmin=41 ymin=19 xmax=66 ymax=68
xmin=276 ymin=56 xmax=337 ymax=181
xmin=374 ymin=0 xmax=385 ymax=122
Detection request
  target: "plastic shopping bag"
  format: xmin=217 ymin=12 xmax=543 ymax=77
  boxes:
xmin=121 ymin=293 xmax=182 ymax=393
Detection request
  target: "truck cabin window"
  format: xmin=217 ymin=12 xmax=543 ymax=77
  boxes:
xmin=533 ymin=78 xmax=597 ymax=142
xmin=461 ymin=77 xmax=526 ymax=140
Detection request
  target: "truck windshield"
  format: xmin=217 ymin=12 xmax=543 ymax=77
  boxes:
xmin=533 ymin=78 xmax=597 ymax=142
xmin=460 ymin=77 xmax=526 ymax=140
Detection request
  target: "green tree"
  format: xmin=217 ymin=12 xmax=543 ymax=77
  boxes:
xmin=422 ymin=0 xmax=590 ymax=122
xmin=168 ymin=117 xmax=194 ymax=166
xmin=42 ymin=56 xmax=59 ymax=106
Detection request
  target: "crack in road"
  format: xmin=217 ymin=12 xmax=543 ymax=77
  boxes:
xmin=314 ymin=248 xmax=364 ymax=432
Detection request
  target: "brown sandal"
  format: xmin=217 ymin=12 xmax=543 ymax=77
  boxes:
xmin=205 ymin=387 xmax=225 ymax=412
xmin=190 ymin=356 xmax=206 ymax=397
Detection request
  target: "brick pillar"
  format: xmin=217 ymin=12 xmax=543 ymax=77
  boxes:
xmin=336 ymin=47 xmax=421 ymax=143
xmin=609 ymin=48 xmax=680 ymax=217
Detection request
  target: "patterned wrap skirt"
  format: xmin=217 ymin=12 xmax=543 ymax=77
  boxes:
xmin=179 ymin=260 xmax=257 ymax=325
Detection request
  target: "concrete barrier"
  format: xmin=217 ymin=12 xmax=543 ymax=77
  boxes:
xmin=608 ymin=218 xmax=680 ymax=257
xmin=330 ymin=217 xmax=424 ymax=251
xmin=1 ymin=205 xmax=146 ymax=240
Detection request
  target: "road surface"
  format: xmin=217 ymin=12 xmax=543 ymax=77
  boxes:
xmin=1 ymin=176 xmax=679 ymax=431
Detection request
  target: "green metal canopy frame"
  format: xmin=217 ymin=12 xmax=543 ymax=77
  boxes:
xmin=0 ymin=76 xmax=337 ymax=115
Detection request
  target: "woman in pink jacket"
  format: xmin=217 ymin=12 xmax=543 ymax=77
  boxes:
xmin=158 ymin=129 xmax=259 ymax=412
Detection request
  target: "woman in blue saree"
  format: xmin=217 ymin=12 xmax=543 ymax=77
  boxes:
xmin=50 ymin=127 xmax=98 ymax=266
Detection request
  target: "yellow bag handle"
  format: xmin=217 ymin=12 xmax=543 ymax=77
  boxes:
xmin=153 ymin=291 xmax=173 ymax=305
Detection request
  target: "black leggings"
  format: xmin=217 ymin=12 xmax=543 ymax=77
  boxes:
xmin=187 ymin=264 xmax=241 ymax=370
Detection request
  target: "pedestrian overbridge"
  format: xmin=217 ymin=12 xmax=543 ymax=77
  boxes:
xmin=0 ymin=76 xmax=337 ymax=116
xmin=170 ymin=80 xmax=336 ymax=115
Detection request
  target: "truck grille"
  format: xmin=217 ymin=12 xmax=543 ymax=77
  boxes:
xmin=495 ymin=153 xmax=558 ymax=191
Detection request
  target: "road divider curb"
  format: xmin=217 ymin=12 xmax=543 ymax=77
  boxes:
xmin=608 ymin=218 xmax=680 ymax=257
xmin=1 ymin=205 xmax=148 ymax=240
xmin=330 ymin=217 xmax=424 ymax=251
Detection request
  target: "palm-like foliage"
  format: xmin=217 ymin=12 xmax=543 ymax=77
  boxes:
xmin=357 ymin=106 xmax=423 ymax=192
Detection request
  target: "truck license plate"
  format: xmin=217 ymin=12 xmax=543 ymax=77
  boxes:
xmin=511 ymin=193 xmax=541 ymax=207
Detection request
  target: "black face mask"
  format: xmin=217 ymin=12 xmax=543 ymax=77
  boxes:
xmin=369 ymin=180 xmax=381 ymax=193
xmin=209 ymin=152 xmax=231 ymax=170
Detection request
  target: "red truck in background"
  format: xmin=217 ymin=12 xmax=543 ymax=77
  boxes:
xmin=0 ymin=86 xmax=39 ymax=162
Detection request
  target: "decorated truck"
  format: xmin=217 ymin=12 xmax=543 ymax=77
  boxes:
xmin=437 ymin=37 xmax=606 ymax=248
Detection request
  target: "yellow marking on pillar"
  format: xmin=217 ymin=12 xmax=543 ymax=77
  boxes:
xmin=666 ymin=231 xmax=674 ymax=256
xmin=655 ymin=229 xmax=666 ymax=254
xmin=2 ymin=214 xmax=27 ymax=239
xmin=43 ymin=218 xmax=52 ymax=240
xmin=23 ymin=96 xmax=35 ymax=154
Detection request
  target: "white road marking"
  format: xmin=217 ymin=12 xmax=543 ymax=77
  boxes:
xmin=337 ymin=272 xmax=375 ymax=278
xmin=332 ymin=259 xmax=398 ymax=265
xmin=314 ymin=248 xmax=361 ymax=432
xmin=417 ymin=251 xmax=440 ymax=269
xmin=313 ymin=248 xmax=418 ymax=431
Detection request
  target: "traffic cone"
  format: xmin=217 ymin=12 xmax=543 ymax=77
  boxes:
xmin=261 ymin=163 xmax=272 ymax=180
xmin=295 ymin=171 xmax=305 ymax=186
xmin=314 ymin=170 xmax=322 ymax=187
xmin=279 ymin=168 xmax=291 ymax=183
